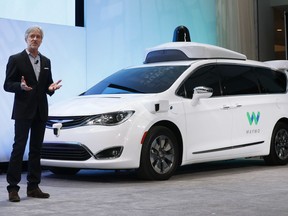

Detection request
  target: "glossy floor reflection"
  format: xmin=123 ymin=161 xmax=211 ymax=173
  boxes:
xmin=1 ymin=159 xmax=288 ymax=216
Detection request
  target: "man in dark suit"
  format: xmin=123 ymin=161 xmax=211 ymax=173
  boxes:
xmin=3 ymin=26 xmax=62 ymax=202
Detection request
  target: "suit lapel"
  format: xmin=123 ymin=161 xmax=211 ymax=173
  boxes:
xmin=38 ymin=53 xmax=45 ymax=83
xmin=21 ymin=50 xmax=38 ymax=82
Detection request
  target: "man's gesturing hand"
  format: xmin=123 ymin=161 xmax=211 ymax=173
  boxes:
xmin=20 ymin=76 xmax=33 ymax=91
xmin=48 ymin=80 xmax=62 ymax=92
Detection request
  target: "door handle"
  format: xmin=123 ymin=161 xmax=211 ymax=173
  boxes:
xmin=230 ymin=104 xmax=242 ymax=109
xmin=221 ymin=105 xmax=230 ymax=110
xmin=234 ymin=104 xmax=242 ymax=108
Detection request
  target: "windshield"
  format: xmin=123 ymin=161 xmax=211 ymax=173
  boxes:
xmin=82 ymin=65 xmax=189 ymax=95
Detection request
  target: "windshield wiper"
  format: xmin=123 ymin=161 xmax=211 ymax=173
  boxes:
xmin=107 ymin=83 xmax=143 ymax=93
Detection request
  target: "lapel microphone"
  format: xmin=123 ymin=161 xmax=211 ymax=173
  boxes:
xmin=34 ymin=60 xmax=39 ymax=64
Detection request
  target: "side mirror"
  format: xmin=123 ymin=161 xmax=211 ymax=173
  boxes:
xmin=191 ymin=86 xmax=213 ymax=106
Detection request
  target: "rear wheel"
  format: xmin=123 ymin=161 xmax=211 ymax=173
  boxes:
xmin=264 ymin=122 xmax=288 ymax=165
xmin=138 ymin=126 xmax=179 ymax=180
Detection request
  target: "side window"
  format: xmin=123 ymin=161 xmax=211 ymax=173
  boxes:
xmin=254 ymin=68 xmax=287 ymax=93
xmin=177 ymin=64 xmax=221 ymax=98
xmin=218 ymin=65 xmax=259 ymax=96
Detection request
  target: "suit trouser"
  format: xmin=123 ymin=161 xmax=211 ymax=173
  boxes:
xmin=6 ymin=111 xmax=46 ymax=192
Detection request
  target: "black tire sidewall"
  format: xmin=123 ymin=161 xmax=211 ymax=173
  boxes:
xmin=139 ymin=126 xmax=179 ymax=180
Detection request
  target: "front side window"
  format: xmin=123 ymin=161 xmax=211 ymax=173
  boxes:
xmin=177 ymin=64 xmax=221 ymax=98
xmin=82 ymin=66 xmax=189 ymax=95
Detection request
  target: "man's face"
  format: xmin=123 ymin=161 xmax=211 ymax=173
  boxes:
xmin=26 ymin=29 xmax=42 ymax=51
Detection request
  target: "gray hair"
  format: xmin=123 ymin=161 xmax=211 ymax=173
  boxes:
xmin=24 ymin=26 xmax=44 ymax=41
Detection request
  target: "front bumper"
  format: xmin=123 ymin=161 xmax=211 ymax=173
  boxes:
xmin=41 ymin=122 xmax=144 ymax=169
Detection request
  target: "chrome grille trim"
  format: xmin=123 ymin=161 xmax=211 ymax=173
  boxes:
xmin=46 ymin=115 xmax=98 ymax=129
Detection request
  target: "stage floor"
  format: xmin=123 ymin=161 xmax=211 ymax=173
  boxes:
xmin=1 ymin=159 xmax=288 ymax=216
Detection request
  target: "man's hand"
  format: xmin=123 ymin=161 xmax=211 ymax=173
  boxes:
xmin=49 ymin=80 xmax=62 ymax=92
xmin=20 ymin=76 xmax=33 ymax=91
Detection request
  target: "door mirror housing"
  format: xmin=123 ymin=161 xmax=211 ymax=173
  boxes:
xmin=191 ymin=86 xmax=213 ymax=106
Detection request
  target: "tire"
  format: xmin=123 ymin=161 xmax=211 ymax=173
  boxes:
xmin=264 ymin=122 xmax=288 ymax=165
xmin=138 ymin=126 xmax=179 ymax=180
xmin=49 ymin=167 xmax=80 ymax=175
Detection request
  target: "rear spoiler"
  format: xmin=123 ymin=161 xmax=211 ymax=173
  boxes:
xmin=264 ymin=60 xmax=288 ymax=71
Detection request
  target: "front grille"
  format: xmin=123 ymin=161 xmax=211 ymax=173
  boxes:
xmin=46 ymin=115 xmax=97 ymax=129
xmin=41 ymin=143 xmax=93 ymax=161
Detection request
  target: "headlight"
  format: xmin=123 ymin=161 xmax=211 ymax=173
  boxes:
xmin=85 ymin=111 xmax=135 ymax=126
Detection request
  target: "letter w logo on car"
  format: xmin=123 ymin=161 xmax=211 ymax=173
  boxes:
xmin=246 ymin=112 xmax=260 ymax=125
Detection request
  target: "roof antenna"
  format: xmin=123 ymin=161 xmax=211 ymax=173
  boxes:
xmin=173 ymin=25 xmax=191 ymax=42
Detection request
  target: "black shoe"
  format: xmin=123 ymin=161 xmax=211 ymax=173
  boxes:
xmin=27 ymin=188 xmax=50 ymax=198
xmin=9 ymin=191 xmax=20 ymax=202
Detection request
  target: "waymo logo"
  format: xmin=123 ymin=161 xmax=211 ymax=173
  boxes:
xmin=246 ymin=112 xmax=260 ymax=125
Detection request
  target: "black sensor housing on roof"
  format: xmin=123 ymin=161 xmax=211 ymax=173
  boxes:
xmin=144 ymin=49 xmax=190 ymax=64
xmin=173 ymin=26 xmax=191 ymax=42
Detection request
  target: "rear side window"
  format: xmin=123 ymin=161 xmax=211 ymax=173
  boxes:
xmin=254 ymin=68 xmax=286 ymax=93
xmin=217 ymin=65 xmax=259 ymax=96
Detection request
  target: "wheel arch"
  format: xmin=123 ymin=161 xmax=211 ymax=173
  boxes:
xmin=275 ymin=117 xmax=288 ymax=127
xmin=264 ymin=117 xmax=288 ymax=165
xmin=269 ymin=117 xmax=288 ymax=143
xmin=150 ymin=120 xmax=183 ymax=166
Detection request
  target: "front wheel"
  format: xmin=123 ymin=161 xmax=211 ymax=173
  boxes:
xmin=138 ymin=126 xmax=179 ymax=180
xmin=264 ymin=122 xmax=288 ymax=165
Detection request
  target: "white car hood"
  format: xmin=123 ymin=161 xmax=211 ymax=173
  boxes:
xmin=48 ymin=94 xmax=160 ymax=116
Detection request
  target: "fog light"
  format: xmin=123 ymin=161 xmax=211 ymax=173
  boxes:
xmin=95 ymin=146 xmax=123 ymax=159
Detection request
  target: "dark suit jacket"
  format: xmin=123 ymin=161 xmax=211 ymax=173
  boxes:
xmin=3 ymin=50 xmax=54 ymax=121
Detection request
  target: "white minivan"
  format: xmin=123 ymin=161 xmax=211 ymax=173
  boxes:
xmin=41 ymin=40 xmax=288 ymax=180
